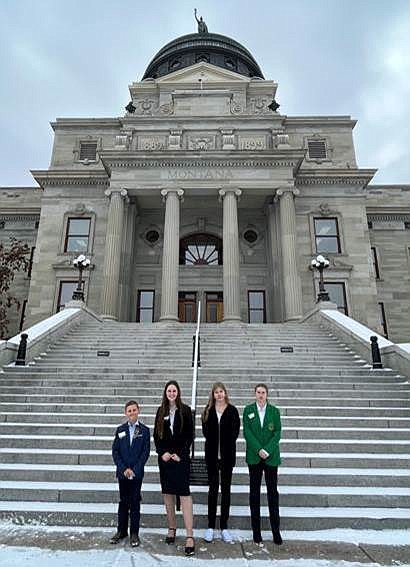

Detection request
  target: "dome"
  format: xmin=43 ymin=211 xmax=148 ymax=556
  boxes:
xmin=142 ymin=32 xmax=264 ymax=80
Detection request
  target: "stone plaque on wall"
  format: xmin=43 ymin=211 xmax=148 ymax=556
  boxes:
xmin=239 ymin=137 xmax=266 ymax=150
xmin=138 ymin=136 xmax=167 ymax=151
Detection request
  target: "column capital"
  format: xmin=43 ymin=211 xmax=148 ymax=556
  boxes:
xmin=104 ymin=188 xmax=128 ymax=199
xmin=161 ymin=188 xmax=184 ymax=203
xmin=275 ymin=186 xmax=300 ymax=200
xmin=218 ymin=188 xmax=242 ymax=201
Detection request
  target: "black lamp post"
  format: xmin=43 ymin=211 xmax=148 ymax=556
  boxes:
xmin=311 ymin=254 xmax=330 ymax=302
xmin=72 ymin=254 xmax=90 ymax=301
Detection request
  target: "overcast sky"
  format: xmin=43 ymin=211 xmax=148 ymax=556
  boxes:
xmin=1 ymin=0 xmax=409 ymax=187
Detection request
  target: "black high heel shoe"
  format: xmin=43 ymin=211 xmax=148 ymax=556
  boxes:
xmin=165 ymin=527 xmax=176 ymax=545
xmin=185 ymin=536 xmax=195 ymax=556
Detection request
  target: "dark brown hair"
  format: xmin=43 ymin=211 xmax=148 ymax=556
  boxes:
xmin=254 ymin=383 xmax=268 ymax=394
xmin=155 ymin=380 xmax=184 ymax=438
xmin=125 ymin=400 xmax=139 ymax=410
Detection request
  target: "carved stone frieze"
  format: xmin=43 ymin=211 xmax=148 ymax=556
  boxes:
xmin=159 ymin=102 xmax=174 ymax=115
xmin=134 ymin=98 xmax=157 ymax=115
xmin=188 ymin=136 xmax=215 ymax=151
xmin=248 ymin=96 xmax=271 ymax=115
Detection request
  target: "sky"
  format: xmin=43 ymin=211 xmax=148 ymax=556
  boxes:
xmin=0 ymin=0 xmax=409 ymax=187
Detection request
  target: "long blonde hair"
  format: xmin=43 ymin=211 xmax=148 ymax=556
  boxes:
xmin=202 ymin=382 xmax=230 ymax=423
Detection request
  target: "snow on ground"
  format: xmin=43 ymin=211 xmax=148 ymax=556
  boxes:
xmin=0 ymin=546 xmax=405 ymax=567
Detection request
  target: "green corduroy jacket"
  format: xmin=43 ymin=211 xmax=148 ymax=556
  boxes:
xmin=243 ymin=402 xmax=282 ymax=467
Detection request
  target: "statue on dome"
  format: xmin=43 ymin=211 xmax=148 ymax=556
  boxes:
xmin=194 ymin=8 xmax=208 ymax=34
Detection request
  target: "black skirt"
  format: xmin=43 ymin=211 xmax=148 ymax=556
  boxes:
xmin=158 ymin=456 xmax=191 ymax=496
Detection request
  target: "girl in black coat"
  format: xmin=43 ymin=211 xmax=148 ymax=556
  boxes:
xmin=202 ymin=382 xmax=240 ymax=543
xmin=154 ymin=380 xmax=195 ymax=555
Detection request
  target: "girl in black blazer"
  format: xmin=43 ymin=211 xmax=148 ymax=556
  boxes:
xmin=202 ymin=382 xmax=240 ymax=543
xmin=154 ymin=380 xmax=195 ymax=555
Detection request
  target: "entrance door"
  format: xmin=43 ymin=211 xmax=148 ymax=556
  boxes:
xmin=178 ymin=292 xmax=197 ymax=322
xmin=206 ymin=292 xmax=223 ymax=323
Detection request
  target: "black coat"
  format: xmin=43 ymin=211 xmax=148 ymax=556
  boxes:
xmin=154 ymin=404 xmax=193 ymax=461
xmin=202 ymin=404 xmax=240 ymax=468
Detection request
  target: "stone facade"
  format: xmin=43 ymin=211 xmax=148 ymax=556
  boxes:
xmin=1 ymin=31 xmax=409 ymax=341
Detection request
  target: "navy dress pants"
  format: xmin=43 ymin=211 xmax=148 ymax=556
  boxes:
xmin=117 ymin=477 xmax=142 ymax=536
xmin=248 ymin=462 xmax=280 ymax=542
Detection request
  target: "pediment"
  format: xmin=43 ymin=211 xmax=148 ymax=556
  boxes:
xmin=156 ymin=62 xmax=251 ymax=85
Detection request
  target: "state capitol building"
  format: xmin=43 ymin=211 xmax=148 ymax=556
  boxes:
xmin=1 ymin=19 xmax=409 ymax=342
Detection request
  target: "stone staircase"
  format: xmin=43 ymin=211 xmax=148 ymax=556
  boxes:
xmin=0 ymin=320 xmax=409 ymax=531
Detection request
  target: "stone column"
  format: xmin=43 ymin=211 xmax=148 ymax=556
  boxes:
xmin=101 ymin=188 xmax=128 ymax=320
xmin=160 ymin=188 xmax=184 ymax=322
xmin=276 ymin=186 xmax=303 ymax=320
xmin=219 ymin=188 xmax=242 ymax=322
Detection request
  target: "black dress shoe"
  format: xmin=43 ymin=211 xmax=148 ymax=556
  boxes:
xmin=130 ymin=534 xmax=141 ymax=547
xmin=110 ymin=532 xmax=127 ymax=544
xmin=273 ymin=532 xmax=283 ymax=545
xmin=184 ymin=536 xmax=195 ymax=556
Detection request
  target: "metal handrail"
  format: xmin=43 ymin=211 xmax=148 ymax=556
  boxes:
xmin=190 ymin=301 xmax=201 ymax=459
xmin=191 ymin=300 xmax=201 ymax=410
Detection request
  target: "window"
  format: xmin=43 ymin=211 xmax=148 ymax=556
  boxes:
xmin=324 ymin=282 xmax=348 ymax=315
xmin=137 ymin=290 xmax=155 ymax=322
xmin=180 ymin=233 xmax=222 ymax=266
xmin=248 ymin=291 xmax=266 ymax=323
xmin=371 ymin=247 xmax=380 ymax=279
xmin=79 ymin=142 xmax=97 ymax=161
xmin=243 ymin=229 xmax=258 ymax=244
xmin=314 ymin=217 xmax=341 ymax=253
xmin=64 ymin=218 xmax=91 ymax=252
xmin=378 ymin=302 xmax=388 ymax=338
xmin=57 ymin=281 xmax=78 ymax=312
xmin=308 ymin=140 xmax=327 ymax=159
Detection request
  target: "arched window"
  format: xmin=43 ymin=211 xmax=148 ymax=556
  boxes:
xmin=179 ymin=233 xmax=222 ymax=266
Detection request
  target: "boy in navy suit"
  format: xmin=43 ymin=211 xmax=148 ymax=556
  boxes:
xmin=110 ymin=400 xmax=150 ymax=547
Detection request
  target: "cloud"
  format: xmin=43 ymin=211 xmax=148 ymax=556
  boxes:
xmin=357 ymin=10 xmax=410 ymax=181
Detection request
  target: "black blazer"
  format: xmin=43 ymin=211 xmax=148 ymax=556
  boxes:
xmin=202 ymin=404 xmax=240 ymax=468
xmin=154 ymin=404 xmax=193 ymax=460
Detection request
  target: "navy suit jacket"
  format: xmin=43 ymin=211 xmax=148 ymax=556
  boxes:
xmin=112 ymin=421 xmax=150 ymax=480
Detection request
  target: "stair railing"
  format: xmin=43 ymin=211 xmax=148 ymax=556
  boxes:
xmin=189 ymin=301 xmax=208 ymax=484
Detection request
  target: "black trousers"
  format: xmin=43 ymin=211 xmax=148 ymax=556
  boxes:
xmin=117 ymin=477 xmax=142 ymax=536
xmin=248 ymin=462 xmax=280 ymax=541
xmin=207 ymin=459 xmax=233 ymax=530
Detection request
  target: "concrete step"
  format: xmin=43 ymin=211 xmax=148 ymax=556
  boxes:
xmin=0 ymin=501 xmax=408 ymax=529
xmin=1 ymin=448 xmax=409 ymax=469
xmin=0 ymin=402 xmax=409 ymax=417
xmin=1 ymin=481 xmax=409 ymax=508
xmin=0 ymin=464 xmax=408 ymax=487
xmin=1 ymin=412 xmax=409 ymax=429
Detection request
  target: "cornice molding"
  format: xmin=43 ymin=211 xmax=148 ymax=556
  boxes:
xmin=0 ymin=214 xmax=39 ymax=222
xmin=367 ymin=213 xmax=410 ymax=222
xmin=295 ymin=168 xmax=377 ymax=186
xmin=100 ymin=149 xmax=305 ymax=172
xmin=285 ymin=116 xmax=357 ymax=128
xmin=31 ymin=170 xmax=109 ymax=188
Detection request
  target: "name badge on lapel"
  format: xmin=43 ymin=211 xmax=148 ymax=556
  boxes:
xmin=248 ymin=413 xmax=255 ymax=419
xmin=118 ymin=431 xmax=126 ymax=439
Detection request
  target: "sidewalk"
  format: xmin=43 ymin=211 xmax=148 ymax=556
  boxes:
xmin=0 ymin=525 xmax=409 ymax=566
